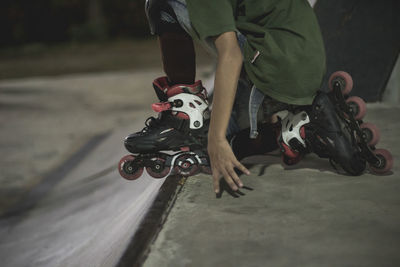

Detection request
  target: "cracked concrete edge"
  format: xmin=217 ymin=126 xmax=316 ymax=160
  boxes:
xmin=116 ymin=175 xmax=188 ymax=267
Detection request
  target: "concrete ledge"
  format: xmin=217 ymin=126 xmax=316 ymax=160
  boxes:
xmin=143 ymin=104 xmax=399 ymax=267
xmin=117 ymin=175 xmax=187 ymax=267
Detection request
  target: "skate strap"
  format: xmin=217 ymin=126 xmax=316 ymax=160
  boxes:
xmin=152 ymin=102 xmax=171 ymax=113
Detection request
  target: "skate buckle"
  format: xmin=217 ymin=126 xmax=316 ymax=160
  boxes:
xmin=278 ymin=111 xmax=310 ymax=148
xmin=152 ymin=102 xmax=172 ymax=112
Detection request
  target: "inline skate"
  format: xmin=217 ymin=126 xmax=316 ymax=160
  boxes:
xmin=118 ymin=77 xmax=211 ymax=180
xmin=277 ymin=71 xmax=393 ymax=175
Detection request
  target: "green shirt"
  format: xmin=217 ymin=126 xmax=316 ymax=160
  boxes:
xmin=186 ymin=0 xmax=326 ymax=105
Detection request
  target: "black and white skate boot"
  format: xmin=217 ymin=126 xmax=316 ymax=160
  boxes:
xmin=235 ymin=71 xmax=392 ymax=175
xmin=119 ymin=77 xmax=211 ymax=180
xmin=274 ymin=94 xmax=366 ymax=175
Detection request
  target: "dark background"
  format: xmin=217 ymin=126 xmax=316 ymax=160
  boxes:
xmin=315 ymin=0 xmax=400 ymax=101
xmin=0 ymin=0 xmax=149 ymax=47
xmin=1 ymin=0 xmax=399 ymax=102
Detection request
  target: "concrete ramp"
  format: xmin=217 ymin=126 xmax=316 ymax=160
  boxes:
xmin=0 ymin=124 xmax=165 ymax=267
xmin=143 ymin=103 xmax=400 ymax=267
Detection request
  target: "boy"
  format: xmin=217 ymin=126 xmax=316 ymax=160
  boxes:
xmin=123 ymin=0 xmax=366 ymax=193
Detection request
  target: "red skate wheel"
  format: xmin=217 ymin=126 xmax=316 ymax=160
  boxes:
xmin=328 ymin=71 xmax=353 ymax=95
xmin=282 ymin=154 xmax=302 ymax=166
xmin=280 ymin=141 xmax=299 ymax=159
xmin=360 ymin=123 xmax=380 ymax=147
xmin=174 ymin=154 xmax=199 ymax=177
xmin=146 ymin=157 xmax=170 ymax=179
xmin=200 ymin=165 xmax=212 ymax=175
xmin=118 ymin=155 xmax=143 ymax=180
xmin=346 ymin=96 xmax=367 ymax=120
xmin=199 ymin=156 xmax=212 ymax=175
xmin=370 ymin=149 xmax=393 ymax=174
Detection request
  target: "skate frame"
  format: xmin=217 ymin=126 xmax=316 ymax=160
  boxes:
xmin=330 ymin=81 xmax=383 ymax=169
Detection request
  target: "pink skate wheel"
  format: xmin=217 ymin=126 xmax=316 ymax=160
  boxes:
xmin=328 ymin=71 xmax=353 ymax=95
xmin=370 ymin=149 xmax=393 ymax=174
xmin=146 ymin=157 xmax=170 ymax=179
xmin=118 ymin=155 xmax=143 ymax=180
xmin=360 ymin=123 xmax=380 ymax=147
xmin=346 ymin=96 xmax=367 ymax=120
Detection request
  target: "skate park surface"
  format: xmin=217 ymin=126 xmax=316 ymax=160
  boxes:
xmin=0 ymin=66 xmax=399 ymax=267
xmin=0 ymin=69 xmax=166 ymax=267
xmin=2 ymin=0 xmax=399 ymax=266
xmin=144 ymin=104 xmax=400 ymax=267
xmin=0 ymin=32 xmax=399 ymax=266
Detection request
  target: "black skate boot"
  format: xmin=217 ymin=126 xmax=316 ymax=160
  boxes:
xmin=308 ymin=91 xmax=366 ymax=175
xmin=274 ymin=94 xmax=366 ymax=175
xmin=278 ymin=71 xmax=393 ymax=175
xmin=230 ymin=122 xmax=280 ymax=161
xmin=119 ymin=77 xmax=211 ymax=180
xmin=318 ymin=71 xmax=393 ymax=174
xmin=269 ymin=71 xmax=393 ymax=175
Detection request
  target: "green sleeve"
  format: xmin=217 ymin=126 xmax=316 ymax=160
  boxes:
xmin=186 ymin=0 xmax=237 ymax=40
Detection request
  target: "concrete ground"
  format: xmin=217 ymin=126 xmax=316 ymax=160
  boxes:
xmin=144 ymin=104 xmax=400 ymax=267
xmin=0 ymin=70 xmax=398 ymax=267
xmin=0 ymin=123 xmax=167 ymax=267
xmin=0 ymin=69 xmax=163 ymax=215
xmin=0 ymin=69 xmax=166 ymax=267
xmin=0 ymin=66 xmax=212 ymax=267
xmin=0 ymin=42 xmax=398 ymax=266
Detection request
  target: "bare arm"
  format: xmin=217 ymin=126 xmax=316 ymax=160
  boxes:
xmin=210 ymin=32 xmax=242 ymax=139
xmin=208 ymin=31 xmax=250 ymax=194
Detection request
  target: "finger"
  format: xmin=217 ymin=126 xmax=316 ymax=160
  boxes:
xmin=227 ymin=165 xmax=243 ymax=188
xmin=242 ymin=185 xmax=254 ymax=191
xmin=236 ymin=190 xmax=245 ymax=196
xmin=234 ymin=159 xmax=251 ymax=175
xmin=212 ymin=168 xmax=221 ymax=194
xmin=221 ymin=169 xmax=238 ymax=191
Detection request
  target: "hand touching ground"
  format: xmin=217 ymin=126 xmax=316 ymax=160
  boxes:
xmin=207 ymin=137 xmax=250 ymax=194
